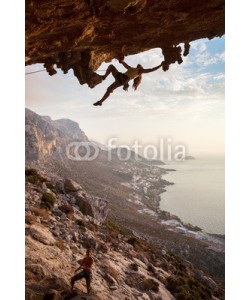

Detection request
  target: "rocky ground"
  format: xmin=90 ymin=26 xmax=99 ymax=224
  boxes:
xmin=25 ymin=168 xmax=224 ymax=300
xmin=26 ymin=155 xmax=225 ymax=281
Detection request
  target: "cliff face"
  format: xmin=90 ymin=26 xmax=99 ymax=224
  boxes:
xmin=25 ymin=0 xmax=224 ymax=87
xmin=25 ymin=108 xmax=88 ymax=161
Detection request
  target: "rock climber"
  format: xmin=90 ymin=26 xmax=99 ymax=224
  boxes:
xmin=70 ymin=248 xmax=94 ymax=294
xmin=93 ymin=60 xmax=163 ymax=106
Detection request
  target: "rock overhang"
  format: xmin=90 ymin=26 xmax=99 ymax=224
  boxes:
xmin=25 ymin=0 xmax=225 ymax=87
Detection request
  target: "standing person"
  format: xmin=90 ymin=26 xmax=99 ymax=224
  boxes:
xmin=70 ymin=249 xmax=94 ymax=294
xmin=93 ymin=60 xmax=163 ymax=106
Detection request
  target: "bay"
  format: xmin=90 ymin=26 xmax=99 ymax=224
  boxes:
xmin=160 ymin=156 xmax=225 ymax=234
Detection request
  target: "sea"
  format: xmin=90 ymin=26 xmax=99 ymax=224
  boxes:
xmin=160 ymin=156 xmax=225 ymax=234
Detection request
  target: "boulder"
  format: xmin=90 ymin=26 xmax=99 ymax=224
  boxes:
xmin=147 ymin=263 xmax=156 ymax=274
xmin=41 ymin=182 xmax=47 ymax=191
xmin=62 ymin=292 xmax=102 ymax=300
xmin=43 ymin=289 xmax=61 ymax=300
xmin=146 ymin=291 xmax=163 ymax=300
xmin=161 ymin=250 xmax=166 ymax=256
xmin=118 ymin=241 xmax=133 ymax=253
xmin=105 ymin=273 xmax=118 ymax=286
xmin=140 ymin=294 xmax=151 ymax=300
xmin=55 ymin=180 xmax=65 ymax=193
xmin=60 ymin=288 xmax=102 ymax=300
xmin=64 ymin=179 xmax=82 ymax=193
xmin=25 ymin=288 xmax=43 ymax=300
xmin=72 ymin=231 xmax=79 ymax=243
xmin=30 ymin=224 xmax=56 ymax=245
xmin=74 ymin=191 xmax=109 ymax=224
xmin=201 ymin=275 xmax=218 ymax=291
xmin=194 ymin=270 xmax=204 ymax=280
xmin=26 ymin=264 xmax=46 ymax=281
xmin=53 ymin=208 xmax=63 ymax=217
xmin=97 ymin=242 xmax=108 ymax=253
xmin=136 ymin=253 xmax=149 ymax=265
xmin=133 ymin=257 xmax=147 ymax=269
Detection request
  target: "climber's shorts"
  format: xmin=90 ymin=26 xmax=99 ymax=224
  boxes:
xmin=117 ymin=73 xmax=130 ymax=85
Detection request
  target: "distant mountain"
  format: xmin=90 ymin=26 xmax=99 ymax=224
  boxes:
xmin=25 ymin=108 xmax=165 ymax=165
xmin=25 ymin=108 xmax=88 ymax=161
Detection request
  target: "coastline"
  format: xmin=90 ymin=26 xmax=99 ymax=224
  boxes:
xmin=136 ymin=163 xmax=225 ymax=242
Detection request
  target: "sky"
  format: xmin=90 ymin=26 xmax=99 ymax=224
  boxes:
xmin=26 ymin=36 xmax=225 ymax=157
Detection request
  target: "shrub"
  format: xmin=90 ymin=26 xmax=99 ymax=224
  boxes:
xmin=37 ymin=175 xmax=47 ymax=182
xmin=59 ymin=204 xmax=74 ymax=215
xmin=87 ymin=223 xmax=97 ymax=232
xmin=143 ymin=278 xmax=159 ymax=293
xmin=31 ymin=207 xmax=50 ymax=220
xmin=26 ymin=175 xmax=37 ymax=184
xmin=75 ymin=219 xmax=85 ymax=227
xmin=129 ymin=263 xmax=139 ymax=271
xmin=40 ymin=192 xmax=56 ymax=211
xmin=147 ymin=264 xmax=156 ymax=273
xmin=45 ymin=181 xmax=55 ymax=190
xmin=25 ymin=168 xmax=38 ymax=177
xmin=75 ymin=219 xmax=86 ymax=231
xmin=82 ymin=239 xmax=96 ymax=250
xmin=25 ymin=214 xmax=38 ymax=224
xmin=103 ymin=219 xmax=131 ymax=236
xmin=25 ymin=168 xmax=47 ymax=183
xmin=127 ymin=237 xmax=138 ymax=247
xmin=26 ymin=168 xmax=39 ymax=184
xmin=165 ymin=275 xmax=211 ymax=300
xmin=45 ymin=182 xmax=58 ymax=194
xmin=80 ymin=225 xmax=86 ymax=232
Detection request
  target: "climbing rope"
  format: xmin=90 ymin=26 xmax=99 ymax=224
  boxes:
xmin=25 ymin=69 xmax=46 ymax=75
xmin=25 ymin=69 xmax=106 ymax=75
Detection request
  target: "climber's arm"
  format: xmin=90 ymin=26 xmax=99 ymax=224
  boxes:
xmin=119 ymin=60 xmax=131 ymax=70
xmin=140 ymin=62 xmax=163 ymax=74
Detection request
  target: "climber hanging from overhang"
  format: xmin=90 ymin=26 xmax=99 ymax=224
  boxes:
xmin=93 ymin=60 xmax=163 ymax=106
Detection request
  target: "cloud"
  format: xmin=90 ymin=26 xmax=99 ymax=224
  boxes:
xmin=195 ymin=51 xmax=225 ymax=67
xmin=213 ymin=73 xmax=225 ymax=81
xmin=191 ymin=41 xmax=207 ymax=53
xmin=189 ymin=39 xmax=225 ymax=68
